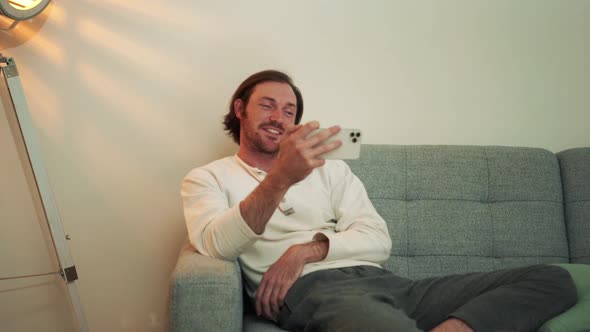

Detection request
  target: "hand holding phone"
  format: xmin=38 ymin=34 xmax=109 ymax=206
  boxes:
xmin=307 ymin=128 xmax=362 ymax=159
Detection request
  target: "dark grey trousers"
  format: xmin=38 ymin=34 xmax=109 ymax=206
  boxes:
xmin=276 ymin=264 xmax=576 ymax=332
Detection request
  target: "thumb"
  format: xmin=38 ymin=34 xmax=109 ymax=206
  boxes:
xmin=285 ymin=124 xmax=301 ymax=136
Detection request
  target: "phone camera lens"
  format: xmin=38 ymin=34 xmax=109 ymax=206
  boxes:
xmin=352 ymin=138 xmax=358 ymax=143
xmin=349 ymin=132 xmax=355 ymax=138
xmin=355 ymin=132 xmax=361 ymax=137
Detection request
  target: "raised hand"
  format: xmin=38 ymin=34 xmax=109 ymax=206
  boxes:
xmin=239 ymin=122 xmax=342 ymax=235
xmin=268 ymin=121 xmax=342 ymax=188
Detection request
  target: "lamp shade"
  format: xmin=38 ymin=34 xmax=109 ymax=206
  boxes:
xmin=0 ymin=0 xmax=51 ymax=21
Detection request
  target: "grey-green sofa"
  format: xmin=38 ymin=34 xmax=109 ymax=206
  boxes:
xmin=169 ymin=145 xmax=590 ymax=332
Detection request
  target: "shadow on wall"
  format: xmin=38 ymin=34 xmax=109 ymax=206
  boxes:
xmin=0 ymin=1 xmax=53 ymax=50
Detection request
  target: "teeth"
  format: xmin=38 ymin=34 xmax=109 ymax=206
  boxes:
xmin=267 ymin=128 xmax=280 ymax=134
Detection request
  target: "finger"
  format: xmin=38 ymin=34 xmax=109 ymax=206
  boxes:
xmin=269 ymin=286 xmax=281 ymax=319
xmin=255 ymin=277 xmax=271 ymax=317
xmin=291 ymin=121 xmax=321 ymax=140
xmin=307 ymin=158 xmax=326 ymax=168
xmin=284 ymin=123 xmax=301 ymax=136
xmin=277 ymin=285 xmax=289 ymax=308
xmin=311 ymin=140 xmax=342 ymax=159
xmin=304 ymin=125 xmax=341 ymax=148
xmin=261 ymin=283 xmax=274 ymax=320
xmin=263 ymin=298 xmax=274 ymax=320
xmin=255 ymin=282 xmax=264 ymax=316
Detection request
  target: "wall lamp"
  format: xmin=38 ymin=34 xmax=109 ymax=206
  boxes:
xmin=0 ymin=0 xmax=50 ymax=21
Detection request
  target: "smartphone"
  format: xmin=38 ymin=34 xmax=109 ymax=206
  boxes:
xmin=308 ymin=128 xmax=362 ymax=159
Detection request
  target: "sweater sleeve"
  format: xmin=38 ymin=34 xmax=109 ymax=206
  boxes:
xmin=181 ymin=167 xmax=260 ymax=260
xmin=315 ymin=162 xmax=392 ymax=263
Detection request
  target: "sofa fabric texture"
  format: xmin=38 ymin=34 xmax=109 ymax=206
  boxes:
xmin=558 ymin=148 xmax=590 ymax=264
xmin=169 ymin=145 xmax=589 ymax=332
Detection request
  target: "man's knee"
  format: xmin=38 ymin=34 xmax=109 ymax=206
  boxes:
xmin=525 ymin=264 xmax=577 ymax=309
xmin=547 ymin=265 xmax=577 ymax=308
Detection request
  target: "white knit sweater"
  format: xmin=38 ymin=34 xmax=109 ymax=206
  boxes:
xmin=181 ymin=155 xmax=392 ymax=298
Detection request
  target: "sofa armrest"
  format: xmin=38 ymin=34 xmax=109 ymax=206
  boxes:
xmin=557 ymin=147 xmax=590 ymax=264
xmin=169 ymin=242 xmax=243 ymax=332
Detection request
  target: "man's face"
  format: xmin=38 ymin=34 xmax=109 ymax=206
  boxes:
xmin=236 ymin=81 xmax=298 ymax=156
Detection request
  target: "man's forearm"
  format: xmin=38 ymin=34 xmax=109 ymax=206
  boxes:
xmin=240 ymin=173 xmax=290 ymax=234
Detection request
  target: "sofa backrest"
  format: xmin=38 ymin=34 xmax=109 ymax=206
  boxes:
xmin=558 ymin=148 xmax=590 ymax=264
xmin=346 ymin=145 xmax=570 ymax=280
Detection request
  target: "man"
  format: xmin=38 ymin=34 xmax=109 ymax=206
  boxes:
xmin=182 ymin=70 xmax=576 ymax=331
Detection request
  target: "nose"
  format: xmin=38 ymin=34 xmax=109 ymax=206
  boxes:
xmin=269 ymin=108 xmax=284 ymax=123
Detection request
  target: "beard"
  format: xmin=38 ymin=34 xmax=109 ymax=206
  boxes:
xmin=240 ymin=112 xmax=284 ymax=157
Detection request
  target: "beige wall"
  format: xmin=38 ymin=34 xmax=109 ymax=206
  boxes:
xmin=1 ymin=0 xmax=589 ymax=330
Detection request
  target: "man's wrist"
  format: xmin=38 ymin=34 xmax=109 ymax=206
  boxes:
xmin=263 ymin=171 xmax=292 ymax=192
xmin=293 ymin=240 xmax=329 ymax=264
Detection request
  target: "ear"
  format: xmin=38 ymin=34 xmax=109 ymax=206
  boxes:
xmin=234 ymin=99 xmax=245 ymax=119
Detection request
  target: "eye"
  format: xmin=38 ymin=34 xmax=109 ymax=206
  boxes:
xmin=284 ymin=111 xmax=295 ymax=117
xmin=259 ymin=104 xmax=271 ymax=109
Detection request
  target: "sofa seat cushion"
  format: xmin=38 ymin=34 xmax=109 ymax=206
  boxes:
xmin=539 ymin=264 xmax=590 ymax=332
xmin=243 ymin=313 xmax=286 ymax=332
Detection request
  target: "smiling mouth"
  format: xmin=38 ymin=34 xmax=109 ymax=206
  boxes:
xmin=263 ymin=127 xmax=283 ymax=136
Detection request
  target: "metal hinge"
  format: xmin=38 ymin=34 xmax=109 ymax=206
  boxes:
xmin=0 ymin=55 xmax=18 ymax=77
xmin=61 ymin=265 xmax=79 ymax=283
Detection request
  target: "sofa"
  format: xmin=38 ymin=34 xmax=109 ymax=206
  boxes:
xmin=169 ymin=145 xmax=590 ymax=332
